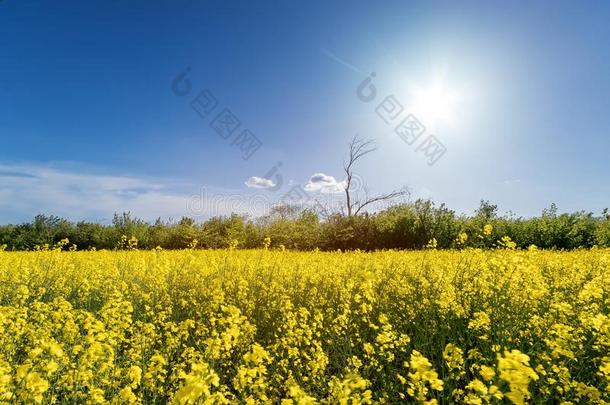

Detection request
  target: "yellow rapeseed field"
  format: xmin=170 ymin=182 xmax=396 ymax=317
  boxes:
xmin=1 ymin=247 xmax=609 ymax=404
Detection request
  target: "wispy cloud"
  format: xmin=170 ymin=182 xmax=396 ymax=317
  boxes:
xmin=320 ymin=47 xmax=367 ymax=76
xmin=0 ymin=163 xmax=190 ymax=222
xmin=0 ymin=163 xmax=274 ymax=223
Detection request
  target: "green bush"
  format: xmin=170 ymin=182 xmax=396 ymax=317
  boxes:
xmin=1 ymin=202 xmax=609 ymax=251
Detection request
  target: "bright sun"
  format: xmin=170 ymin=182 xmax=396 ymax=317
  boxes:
xmin=411 ymin=80 xmax=459 ymax=128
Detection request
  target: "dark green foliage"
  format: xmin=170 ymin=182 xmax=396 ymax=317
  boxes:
xmin=0 ymin=202 xmax=609 ymax=251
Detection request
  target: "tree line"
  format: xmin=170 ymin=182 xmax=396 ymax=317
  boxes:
xmin=1 ymin=200 xmax=609 ymax=251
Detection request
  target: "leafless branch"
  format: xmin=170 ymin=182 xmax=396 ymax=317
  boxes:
xmin=343 ymin=135 xmax=409 ymax=216
xmin=343 ymin=136 xmax=376 ymax=216
xmin=353 ymin=187 xmax=410 ymax=216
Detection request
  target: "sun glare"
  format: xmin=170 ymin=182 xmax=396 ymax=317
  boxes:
xmin=411 ymin=80 xmax=460 ymax=127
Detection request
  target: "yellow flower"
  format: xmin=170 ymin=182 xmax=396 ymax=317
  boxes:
xmin=127 ymin=366 xmax=142 ymax=388
xmin=480 ymin=366 xmax=495 ymax=381
xmin=457 ymin=232 xmax=469 ymax=245
xmin=174 ymin=362 xmax=223 ymax=404
xmin=443 ymin=343 xmax=464 ymax=378
xmin=23 ymin=372 xmax=49 ymax=404
xmin=44 ymin=360 xmax=59 ymax=376
xmin=0 ymin=245 xmax=608 ymax=403
xmin=483 ymin=224 xmax=493 ymax=236
xmin=497 ymin=350 xmax=538 ymax=404
xmin=405 ymin=351 xmax=444 ymax=402
xmin=119 ymin=387 xmax=138 ymax=403
xmin=468 ymin=312 xmax=491 ymax=340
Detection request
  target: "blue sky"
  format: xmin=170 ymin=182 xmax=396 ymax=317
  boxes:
xmin=1 ymin=0 xmax=609 ymax=222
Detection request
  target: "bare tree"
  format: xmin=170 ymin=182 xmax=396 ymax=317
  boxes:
xmin=343 ymin=136 xmax=409 ymax=216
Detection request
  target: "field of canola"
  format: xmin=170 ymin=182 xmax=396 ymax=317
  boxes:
xmin=0 ymin=248 xmax=609 ymax=404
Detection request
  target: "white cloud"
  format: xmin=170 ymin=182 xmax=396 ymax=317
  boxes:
xmin=0 ymin=163 xmax=275 ymax=222
xmin=245 ymin=176 xmax=275 ymax=189
xmin=304 ymin=172 xmax=346 ymax=194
